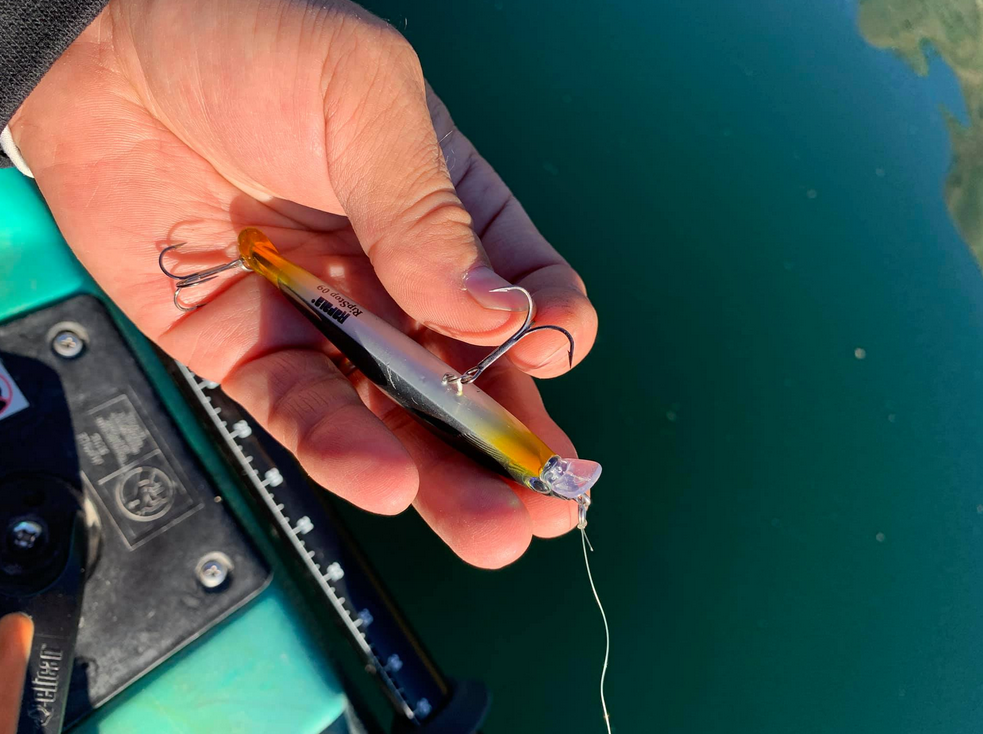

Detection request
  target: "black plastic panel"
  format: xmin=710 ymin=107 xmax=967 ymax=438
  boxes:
xmin=0 ymin=295 xmax=270 ymax=725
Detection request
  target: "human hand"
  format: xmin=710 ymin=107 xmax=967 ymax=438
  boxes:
xmin=7 ymin=0 xmax=598 ymax=568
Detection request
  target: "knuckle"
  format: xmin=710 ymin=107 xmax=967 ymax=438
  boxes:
xmin=364 ymin=185 xmax=474 ymax=263
xmin=403 ymin=188 xmax=474 ymax=240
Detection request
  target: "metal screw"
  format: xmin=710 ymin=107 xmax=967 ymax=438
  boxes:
xmin=195 ymin=552 xmax=232 ymax=589
xmin=8 ymin=519 xmax=44 ymax=551
xmin=52 ymin=330 xmax=84 ymax=359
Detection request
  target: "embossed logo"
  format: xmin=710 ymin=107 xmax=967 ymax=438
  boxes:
xmin=29 ymin=644 xmax=63 ymax=726
xmin=115 ymin=466 xmax=175 ymax=521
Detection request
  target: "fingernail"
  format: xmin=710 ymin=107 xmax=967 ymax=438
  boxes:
xmin=464 ymin=266 xmax=529 ymax=311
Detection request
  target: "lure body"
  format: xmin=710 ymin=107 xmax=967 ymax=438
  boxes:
xmin=237 ymin=228 xmax=600 ymax=502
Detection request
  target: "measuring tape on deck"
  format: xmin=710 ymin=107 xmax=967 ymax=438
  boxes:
xmin=174 ymin=362 xmax=447 ymax=725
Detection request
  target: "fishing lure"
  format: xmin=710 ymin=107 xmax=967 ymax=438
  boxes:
xmin=159 ymin=227 xmax=602 ymax=525
xmin=161 ymin=227 xmax=613 ymax=731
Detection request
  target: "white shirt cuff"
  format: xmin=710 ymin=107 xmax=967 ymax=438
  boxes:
xmin=1 ymin=126 xmax=36 ymax=179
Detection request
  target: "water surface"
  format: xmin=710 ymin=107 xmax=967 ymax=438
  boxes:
xmin=340 ymin=1 xmax=983 ymax=731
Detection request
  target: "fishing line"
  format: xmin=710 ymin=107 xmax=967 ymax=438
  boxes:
xmin=581 ymin=526 xmax=612 ymax=734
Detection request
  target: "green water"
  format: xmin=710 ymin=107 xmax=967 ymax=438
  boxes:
xmin=327 ymin=1 xmax=983 ymax=732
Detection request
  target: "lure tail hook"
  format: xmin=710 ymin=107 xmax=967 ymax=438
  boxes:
xmin=445 ymin=285 xmax=575 ymax=389
xmin=158 ymin=243 xmax=248 ymax=313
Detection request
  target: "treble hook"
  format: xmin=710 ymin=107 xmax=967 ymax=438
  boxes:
xmin=158 ymin=243 xmax=250 ymax=312
xmin=443 ymin=286 xmax=575 ymax=390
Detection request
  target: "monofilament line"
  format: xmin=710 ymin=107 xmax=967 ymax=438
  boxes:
xmin=581 ymin=527 xmax=612 ymax=733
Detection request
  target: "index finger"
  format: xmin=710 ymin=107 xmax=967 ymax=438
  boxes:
xmin=427 ymin=87 xmax=599 ymax=378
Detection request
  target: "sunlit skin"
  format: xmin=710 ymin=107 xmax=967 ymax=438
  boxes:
xmin=0 ymin=613 xmax=33 ymax=734
xmin=7 ymin=0 xmax=599 ymax=570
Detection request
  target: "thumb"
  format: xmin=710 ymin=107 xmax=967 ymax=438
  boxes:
xmin=324 ymin=30 xmax=527 ymax=344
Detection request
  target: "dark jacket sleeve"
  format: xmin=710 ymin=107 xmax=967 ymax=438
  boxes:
xmin=1 ymin=0 xmax=109 ymax=166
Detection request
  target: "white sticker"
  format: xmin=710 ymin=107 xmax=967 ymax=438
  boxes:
xmin=0 ymin=361 xmax=29 ymax=421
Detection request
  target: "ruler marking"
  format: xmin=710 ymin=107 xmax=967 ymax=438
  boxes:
xmin=175 ymin=363 xmax=418 ymax=720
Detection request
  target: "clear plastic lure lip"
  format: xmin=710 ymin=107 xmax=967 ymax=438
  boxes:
xmin=540 ymin=457 xmax=603 ymax=500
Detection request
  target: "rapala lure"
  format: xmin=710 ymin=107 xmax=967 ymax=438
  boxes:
xmin=159 ymin=228 xmax=602 ymax=525
xmin=161 ymin=227 xmax=613 ymax=731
